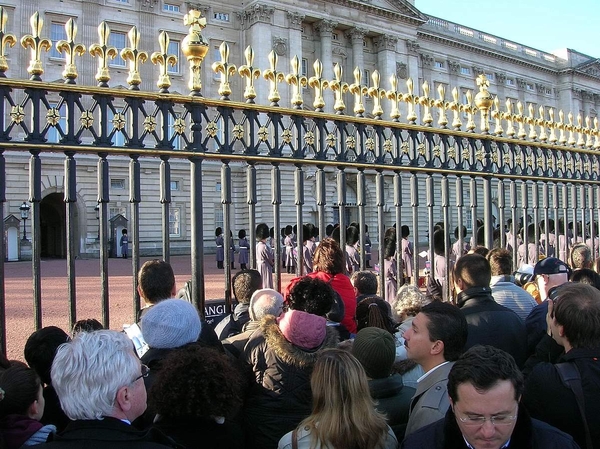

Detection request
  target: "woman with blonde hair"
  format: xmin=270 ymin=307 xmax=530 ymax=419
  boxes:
xmin=278 ymin=349 xmax=398 ymax=449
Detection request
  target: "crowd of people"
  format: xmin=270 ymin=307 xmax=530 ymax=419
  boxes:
xmin=0 ymin=219 xmax=599 ymax=449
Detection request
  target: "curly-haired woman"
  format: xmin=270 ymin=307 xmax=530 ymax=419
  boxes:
xmin=150 ymin=344 xmax=245 ymax=448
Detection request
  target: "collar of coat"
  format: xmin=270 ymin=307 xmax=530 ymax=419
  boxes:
xmin=260 ymin=315 xmax=339 ymax=369
xmin=441 ymin=405 xmax=533 ymax=449
xmin=457 ymin=286 xmax=494 ymax=308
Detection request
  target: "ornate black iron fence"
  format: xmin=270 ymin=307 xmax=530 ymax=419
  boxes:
xmin=0 ymin=8 xmax=599 ymax=352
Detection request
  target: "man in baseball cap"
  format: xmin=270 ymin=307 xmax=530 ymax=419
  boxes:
xmin=525 ymin=257 xmax=571 ymax=355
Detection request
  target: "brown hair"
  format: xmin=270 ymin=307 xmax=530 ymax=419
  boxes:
xmin=313 ymin=238 xmax=345 ymax=275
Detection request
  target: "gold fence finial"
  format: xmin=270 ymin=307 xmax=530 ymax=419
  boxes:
xmin=212 ymin=41 xmax=237 ymax=100
xmin=537 ymin=106 xmax=547 ymax=142
xmin=548 ymin=108 xmax=557 ymax=143
xmin=558 ymin=110 xmax=567 ymax=144
xmin=576 ymin=113 xmax=585 ymax=147
xmin=0 ymin=7 xmax=16 ymax=77
xmin=263 ymin=50 xmax=284 ymax=106
xmin=527 ymin=103 xmax=537 ymax=140
xmin=286 ymin=55 xmax=308 ymax=109
xmin=567 ymin=111 xmax=576 ymax=146
xmin=504 ymin=99 xmax=515 ymax=138
xmin=491 ymin=96 xmax=502 ymax=136
xmin=238 ymin=46 xmax=260 ymax=103
xmin=151 ymin=31 xmax=178 ymax=93
xmin=121 ymin=26 xmax=148 ymax=90
xmin=308 ymin=59 xmax=328 ymax=112
xmin=474 ymin=74 xmax=493 ymax=134
xmin=367 ymin=70 xmax=385 ymax=119
xmin=349 ymin=67 xmax=367 ymax=117
xmin=418 ymin=80 xmax=434 ymax=126
xmin=329 ymin=63 xmax=348 ymax=114
xmin=435 ymin=83 xmax=448 ymax=128
xmin=464 ymin=90 xmax=475 ymax=132
xmin=585 ymin=116 xmax=593 ymax=148
xmin=89 ymin=22 xmax=118 ymax=87
xmin=594 ymin=117 xmax=600 ymax=149
xmin=386 ymin=75 xmax=401 ymax=121
xmin=20 ymin=12 xmax=52 ymax=81
xmin=56 ymin=19 xmax=85 ymax=84
xmin=515 ymin=101 xmax=526 ymax=139
xmin=404 ymin=78 xmax=417 ymax=124
xmin=449 ymin=87 xmax=461 ymax=130
xmin=181 ymin=9 xmax=209 ymax=96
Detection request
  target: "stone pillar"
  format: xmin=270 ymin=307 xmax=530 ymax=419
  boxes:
xmin=346 ymin=27 xmax=367 ymax=74
xmin=375 ymin=35 xmax=398 ymax=93
xmin=239 ymin=4 xmax=275 ymax=104
xmin=314 ymin=19 xmax=337 ymax=112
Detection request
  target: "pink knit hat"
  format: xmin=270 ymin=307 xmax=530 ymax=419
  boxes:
xmin=277 ymin=310 xmax=326 ymax=350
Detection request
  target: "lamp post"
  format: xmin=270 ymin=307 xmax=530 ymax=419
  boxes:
xmin=94 ymin=203 xmax=100 ymax=240
xmin=19 ymin=201 xmax=30 ymax=241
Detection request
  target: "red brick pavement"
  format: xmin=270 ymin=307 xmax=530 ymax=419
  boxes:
xmin=3 ymin=256 xmax=302 ymax=361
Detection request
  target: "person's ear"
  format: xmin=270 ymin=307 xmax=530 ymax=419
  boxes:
xmin=27 ymin=399 xmax=39 ymax=419
xmin=115 ymin=385 xmax=132 ymax=413
xmin=170 ymin=283 xmax=177 ymax=297
xmin=431 ymin=339 xmax=444 ymax=356
xmin=137 ymin=285 xmax=144 ymax=300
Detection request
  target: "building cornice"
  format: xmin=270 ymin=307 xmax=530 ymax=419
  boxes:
xmin=325 ymin=0 xmax=428 ymax=26
xmin=417 ymin=31 xmax=559 ymax=76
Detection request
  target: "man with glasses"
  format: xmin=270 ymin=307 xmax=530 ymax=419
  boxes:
xmin=34 ymin=330 xmax=181 ymax=448
xmin=402 ymin=345 xmax=579 ymax=448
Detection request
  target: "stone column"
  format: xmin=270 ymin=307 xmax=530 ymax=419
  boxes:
xmin=314 ymin=19 xmax=337 ymax=112
xmin=375 ymin=35 xmax=398 ymax=91
xmin=239 ymin=4 xmax=275 ymax=104
xmin=346 ymin=27 xmax=367 ymax=74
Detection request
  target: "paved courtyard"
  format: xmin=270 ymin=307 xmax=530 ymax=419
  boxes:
xmin=3 ymin=255 xmax=303 ymax=361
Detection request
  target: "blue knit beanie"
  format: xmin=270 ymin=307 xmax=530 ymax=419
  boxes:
xmin=141 ymin=299 xmax=201 ymax=349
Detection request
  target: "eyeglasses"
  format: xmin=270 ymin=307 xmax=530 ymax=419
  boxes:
xmin=454 ymin=406 xmax=518 ymax=427
xmin=132 ymin=364 xmax=150 ymax=383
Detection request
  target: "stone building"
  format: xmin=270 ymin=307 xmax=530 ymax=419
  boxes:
xmin=2 ymin=0 xmax=599 ymax=258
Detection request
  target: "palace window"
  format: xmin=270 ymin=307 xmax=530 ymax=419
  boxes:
xmin=301 ymin=58 xmax=308 ymax=77
xmin=109 ymin=206 xmax=127 ymax=219
xmin=163 ymin=3 xmax=180 ymax=12
xmin=169 ymin=206 xmax=181 ymax=237
xmin=506 ymin=78 xmax=515 ymax=86
xmin=108 ymin=31 xmax=127 ymax=68
xmin=166 ymin=114 xmax=182 ymax=150
xmin=434 ymin=60 xmax=444 ymax=69
xmin=332 ymin=33 xmax=338 ymax=41
xmin=215 ymin=208 xmax=223 ymax=230
xmin=460 ymin=66 xmax=471 ymax=76
xmin=526 ymin=83 xmax=534 ymax=91
xmin=170 ymin=180 xmax=180 ymax=191
xmin=50 ymin=23 xmax=67 ymax=58
xmin=46 ymin=103 xmax=66 ymax=143
xmin=485 ymin=72 xmax=494 ymax=81
xmin=167 ymin=40 xmax=180 ymax=74
xmin=213 ymin=12 xmax=229 ymax=22
xmin=111 ymin=179 xmax=126 ymax=190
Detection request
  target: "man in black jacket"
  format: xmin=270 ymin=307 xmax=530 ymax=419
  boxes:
xmin=523 ymin=282 xmax=600 ymax=449
xmin=453 ymin=254 xmax=527 ymax=368
xmin=402 ymin=346 xmax=579 ymax=449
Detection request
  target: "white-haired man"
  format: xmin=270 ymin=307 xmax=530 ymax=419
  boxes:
xmin=222 ymin=288 xmax=284 ymax=358
xmin=34 ymin=330 xmax=181 ymax=448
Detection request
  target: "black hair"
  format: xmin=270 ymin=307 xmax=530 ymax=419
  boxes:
xmin=24 ymin=326 xmax=70 ymax=385
xmin=420 ymin=301 xmax=468 ymax=362
xmin=454 ymin=254 xmax=491 ymax=289
xmin=0 ymin=365 xmax=42 ymax=417
xmin=287 ymin=277 xmax=335 ymax=317
xmin=448 ymin=345 xmax=523 ymax=403
xmin=355 ymin=296 xmax=398 ymax=334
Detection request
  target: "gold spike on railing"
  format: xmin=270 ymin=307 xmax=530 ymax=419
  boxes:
xmin=151 ymin=31 xmax=178 ymax=93
xmin=527 ymin=104 xmax=537 ymax=140
xmin=367 ymin=70 xmax=385 ymax=119
xmin=567 ymin=112 xmax=576 ymax=146
xmin=594 ymin=118 xmax=600 ymax=149
xmin=0 ymin=7 xmax=16 ymax=76
xmin=120 ymin=26 xmax=148 ymax=90
xmin=491 ymin=97 xmax=502 ymax=136
xmin=20 ymin=12 xmax=52 ymax=81
xmin=504 ymin=100 xmax=515 ymax=138
xmin=418 ymin=80 xmax=434 ymax=126
xmin=558 ymin=110 xmax=567 ymax=145
xmin=263 ymin=50 xmax=285 ymax=106
xmin=515 ymin=101 xmax=526 ymax=139
xmin=329 ymin=63 xmax=348 ymax=114
xmin=181 ymin=9 xmax=209 ymax=96
xmin=548 ymin=108 xmax=557 ymax=143
xmin=308 ymin=60 xmax=328 ymax=112
xmin=449 ymin=87 xmax=462 ymax=131
xmin=463 ymin=90 xmax=476 ymax=132
xmin=212 ymin=41 xmax=237 ymax=100
xmin=348 ymin=67 xmax=367 ymax=117
xmin=404 ymin=78 xmax=417 ymax=124
xmin=89 ymin=22 xmax=118 ymax=87
xmin=537 ymin=106 xmax=548 ymax=143
xmin=474 ymin=74 xmax=493 ymax=134
xmin=238 ymin=46 xmax=261 ymax=103
xmin=56 ymin=19 xmax=85 ymax=84
xmin=386 ymin=75 xmax=401 ymax=121
xmin=286 ymin=55 xmax=308 ymax=109
xmin=435 ymin=84 xmax=448 ymax=129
